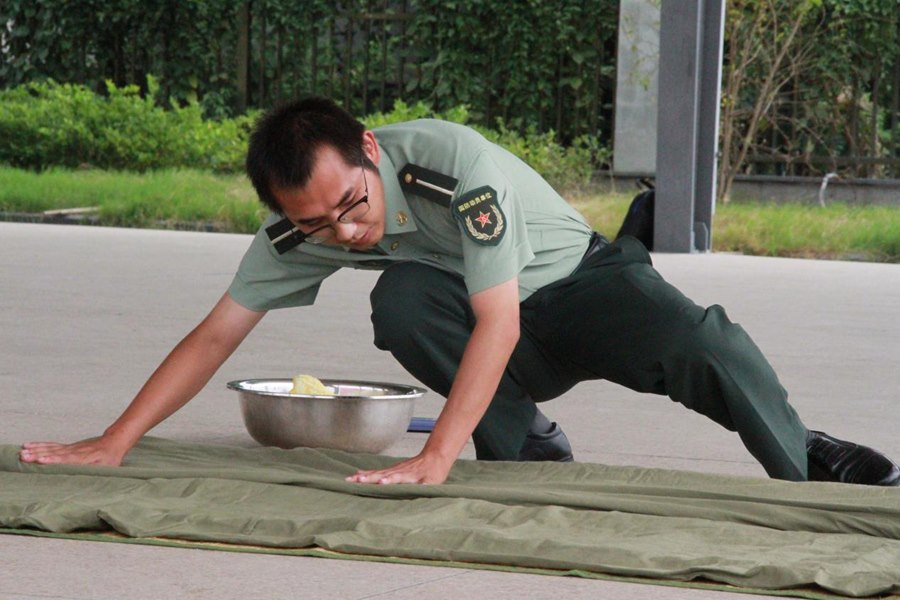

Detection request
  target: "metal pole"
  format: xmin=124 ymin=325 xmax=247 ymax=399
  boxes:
xmin=694 ymin=0 xmax=725 ymax=251
xmin=654 ymin=0 xmax=724 ymax=253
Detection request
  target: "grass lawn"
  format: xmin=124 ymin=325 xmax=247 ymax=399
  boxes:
xmin=2 ymin=166 xmax=898 ymax=262
xmin=570 ymin=191 xmax=900 ymax=263
xmin=0 ymin=167 xmax=264 ymax=233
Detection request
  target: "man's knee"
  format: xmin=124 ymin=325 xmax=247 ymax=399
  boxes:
xmin=370 ymin=263 xmax=470 ymax=350
xmin=371 ymin=264 xmax=423 ymax=349
xmin=678 ymin=304 xmax=751 ymax=362
xmin=654 ymin=304 xmax=744 ymax=381
xmin=661 ymin=304 xmax=767 ymax=424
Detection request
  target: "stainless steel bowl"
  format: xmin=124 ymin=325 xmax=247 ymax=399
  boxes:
xmin=227 ymin=378 xmax=426 ymax=453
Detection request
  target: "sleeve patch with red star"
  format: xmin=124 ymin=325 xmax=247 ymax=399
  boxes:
xmin=451 ymin=186 xmax=506 ymax=246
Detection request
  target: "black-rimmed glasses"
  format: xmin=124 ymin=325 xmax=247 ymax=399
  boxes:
xmin=266 ymin=159 xmax=372 ymax=254
xmin=301 ymin=163 xmax=370 ymax=244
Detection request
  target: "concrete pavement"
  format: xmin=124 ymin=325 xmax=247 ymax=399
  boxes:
xmin=1 ymin=221 xmax=898 ymax=599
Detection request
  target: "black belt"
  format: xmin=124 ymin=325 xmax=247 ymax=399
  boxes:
xmin=573 ymin=232 xmax=609 ymax=273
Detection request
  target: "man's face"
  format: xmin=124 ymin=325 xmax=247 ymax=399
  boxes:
xmin=273 ymin=135 xmax=385 ymax=251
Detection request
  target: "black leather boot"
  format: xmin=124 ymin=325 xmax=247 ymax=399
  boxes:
xmin=807 ymin=430 xmax=900 ymax=486
xmin=518 ymin=422 xmax=574 ymax=462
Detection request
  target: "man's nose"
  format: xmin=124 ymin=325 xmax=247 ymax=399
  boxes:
xmin=333 ymin=221 xmax=357 ymax=243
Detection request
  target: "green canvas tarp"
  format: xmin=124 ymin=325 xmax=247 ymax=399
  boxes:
xmin=1 ymin=438 xmax=898 ymax=597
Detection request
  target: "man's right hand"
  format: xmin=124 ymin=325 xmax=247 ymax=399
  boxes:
xmin=19 ymin=435 xmax=128 ymax=466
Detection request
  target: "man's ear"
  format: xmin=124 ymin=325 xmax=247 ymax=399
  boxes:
xmin=362 ymin=130 xmax=380 ymax=166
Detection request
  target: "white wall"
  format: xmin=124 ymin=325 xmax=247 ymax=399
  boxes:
xmin=613 ymin=0 xmax=660 ymax=176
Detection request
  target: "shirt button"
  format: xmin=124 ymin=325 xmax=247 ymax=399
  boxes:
xmin=431 ymin=254 xmax=441 ymax=259
xmin=390 ymin=241 xmax=400 ymax=251
xmin=396 ymin=211 xmax=408 ymax=226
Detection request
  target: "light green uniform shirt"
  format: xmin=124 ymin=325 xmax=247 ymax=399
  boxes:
xmin=228 ymin=119 xmax=592 ymax=311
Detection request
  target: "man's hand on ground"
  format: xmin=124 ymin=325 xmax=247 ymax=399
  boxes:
xmin=346 ymin=451 xmax=453 ymax=485
xmin=19 ymin=437 xmax=126 ymax=466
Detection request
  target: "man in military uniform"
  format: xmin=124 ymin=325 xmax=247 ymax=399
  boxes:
xmin=20 ymin=97 xmax=899 ymax=488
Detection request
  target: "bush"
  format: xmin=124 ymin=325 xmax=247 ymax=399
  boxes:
xmin=0 ymin=78 xmax=255 ymax=172
xmin=0 ymin=82 xmax=607 ymax=190
xmin=0 ymin=1 xmax=617 ymax=143
xmin=363 ymin=100 xmax=608 ymax=191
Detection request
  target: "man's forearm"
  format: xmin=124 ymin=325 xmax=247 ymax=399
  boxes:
xmin=20 ymin=292 xmax=265 ymax=466
xmin=105 ymin=324 xmax=245 ymax=445
xmin=420 ymin=312 xmax=520 ymax=465
xmin=106 ymin=293 xmax=266 ymax=446
xmin=346 ymin=277 xmax=522 ymax=485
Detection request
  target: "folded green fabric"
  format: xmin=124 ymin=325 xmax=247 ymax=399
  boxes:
xmin=2 ymin=438 xmax=898 ymax=597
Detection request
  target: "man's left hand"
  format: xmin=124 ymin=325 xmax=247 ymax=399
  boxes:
xmin=346 ymin=452 xmax=452 ymax=485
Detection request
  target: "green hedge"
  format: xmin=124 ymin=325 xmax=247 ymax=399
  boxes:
xmin=0 ymin=78 xmax=254 ymax=172
xmin=0 ymin=1 xmax=618 ymax=143
xmin=363 ymin=100 xmax=603 ymax=190
xmin=0 ymin=80 xmax=603 ymax=190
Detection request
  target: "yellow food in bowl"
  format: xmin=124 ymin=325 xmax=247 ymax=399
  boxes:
xmin=290 ymin=374 xmax=333 ymax=396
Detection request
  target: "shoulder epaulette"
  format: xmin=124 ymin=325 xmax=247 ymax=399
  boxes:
xmin=265 ymin=217 xmax=303 ymax=254
xmin=398 ymin=164 xmax=459 ymax=207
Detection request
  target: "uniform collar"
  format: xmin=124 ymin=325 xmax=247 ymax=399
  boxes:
xmin=377 ymin=145 xmax=418 ymax=236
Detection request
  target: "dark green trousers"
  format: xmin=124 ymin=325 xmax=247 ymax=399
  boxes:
xmin=370 ymin=236 xmax=809 ymax=480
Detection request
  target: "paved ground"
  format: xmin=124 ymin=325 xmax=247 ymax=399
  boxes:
xmin=1 ymin=221 xmax=898 ymax=599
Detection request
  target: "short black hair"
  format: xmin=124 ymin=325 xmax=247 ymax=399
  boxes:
xmin=245 ymin=96 xmax=368 ymax=214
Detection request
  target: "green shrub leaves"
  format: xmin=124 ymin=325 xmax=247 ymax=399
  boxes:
xmin=0 ymin=78 xmax=255 ymax=172
xmin=0 ymin=81 xmax=606 ymax=190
